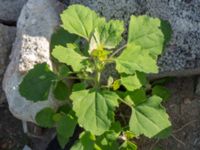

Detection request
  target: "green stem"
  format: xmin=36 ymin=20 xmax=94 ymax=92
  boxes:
xmin=109 ymin=44 xmax=127 ymax=58
xmin=118 ymin=97 xmax=133 ymax=108
xmin=63 ymin=76 xmax=93 ymax=81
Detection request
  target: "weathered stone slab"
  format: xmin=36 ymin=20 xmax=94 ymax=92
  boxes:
xmin=0 ymin=0 xmax=27 ymax=22
xmin=70 ymin=0 xmax=200 ymax=77
xmin=3 ymin=0 xmax=64 ymax=122
xmin=0 ymin=24 xmax=16 ymax=104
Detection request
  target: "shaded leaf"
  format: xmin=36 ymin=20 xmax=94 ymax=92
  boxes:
xmin=153 ymin=126 xmax=172 ymax=139
xmin=19 ymin=63 xmax=57 ymax=101
xmin=35 ymin=107 xmax=55 ymax=128
xmin=58 ymin=64 xmax=71 ymax=79
xmin=57 ymin=104 xmax=71 ymax=115
xmin=53 ymin=81 xmax=69 ymax=101
xmin=160 ymin=20 xmax=172 ymax=47
xmin=152 ymin=85 xmax=171 ymax=101
xmin=50 ymin=27 xmax=78 ymax=50
xmin=56 ymin=114 xmax=77 ymax=149
xmin=125 ymin=89 xmax=147 ymax=106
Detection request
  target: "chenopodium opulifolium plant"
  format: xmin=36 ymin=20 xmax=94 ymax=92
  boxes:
xmin=19 ymin=4 xmax=173 ymax=150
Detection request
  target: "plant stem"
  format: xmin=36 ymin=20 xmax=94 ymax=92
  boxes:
xmin=109 ymin=44 xmax=127 ymax=58
xmin=118 ymin=97 xmax=133 ymax=108
xmin=65 ymin=76 xmax=92 ymax=80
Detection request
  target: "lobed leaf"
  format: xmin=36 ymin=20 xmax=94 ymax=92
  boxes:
xmin=128 ymin=15 xmax=164 ymax=56
xmin=129 ymin=96 xmax=171 ymax=138
xmin=70 ymin=89 xmax=119 ymax=135
xmin=52 ymin=45 xmax=86 ymax=72
xmin=61 ymin=4 xmax=105 ymax=40
xmin=121 ymin=73 xmax=142 ymax=91
xmin=115 ymin=43 xmax=158 ymax=74
xmin=90 ymin=20 xmax=124 ymax=51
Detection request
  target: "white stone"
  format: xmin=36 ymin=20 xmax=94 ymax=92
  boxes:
xmin=3 ymin=0 xmax=64 ymax=122
xmin=0 ymin=24 xmax=16 ymax=104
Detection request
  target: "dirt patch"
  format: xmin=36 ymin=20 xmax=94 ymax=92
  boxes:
xmin=138 ymin=77 xmax=200 ymax=150
xmin=0 ymin=104 xmax=28 ymax=150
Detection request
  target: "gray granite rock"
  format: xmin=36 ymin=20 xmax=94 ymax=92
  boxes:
xmin=3 ymin=0 xmax=64 ymax=122
xmin=0 ymin=0 xmax=27 ymax=22
xmin=70 ymin=0 xmax=200 ymax=77
xmin=0 ymin=24 xmax=16 ymax=104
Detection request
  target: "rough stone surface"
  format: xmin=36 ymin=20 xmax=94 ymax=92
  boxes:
xmin=70 ymin=0 xmax=200 ymax=76
xmin=0 ymin=0 xmax=27 ymax=22
xmin=0 ymin=24 xmax=16 ymax=104
xmin=3 ymin=0 xmax=64 ymax=122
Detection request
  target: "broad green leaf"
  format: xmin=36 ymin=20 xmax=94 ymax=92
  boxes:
xmin=35 ymin=107 xmax=55 ymax=128
xmin=128 ymin=15 xmax=164 ymax=56
xmin=61 ymin=4 xmax=105 ymax=40
xmin=52 ymin=45 xmax=86 ymax=71
xmin=70 ymin=89 xmax=119 ymax=135
xmin=121 ymin=74 xmax=142 ymax=91
xmin=115 ymin=43 xmax=158 ymax=74
xmin=53 ymin=81 xmax=69 ymax=101
xmin=120 ymin=141 xmax=137 ymax=150
xmin=129 ymin=96 xmax=171 ymax=138
xmin=56 ymin=114 xmax=77 ymax=149
xmin=152 ymin=85 xmax=171 ymax=101
xmin=19 ymin=63 xmax=57 ymax=101
xmin=57 ymin=104 xmax=71 ymax=115
xmin=72 ymin=82 xmax=87 ymax=92
xmin=71 ymin=132 xmax=95 ymax=150
xmin=125 ymin=89 xmax=147 ymax=106
xmin=90 ymin=20 xmax=124 ymax=51
xmin=50 ymin=27 xmax=78 ymax=50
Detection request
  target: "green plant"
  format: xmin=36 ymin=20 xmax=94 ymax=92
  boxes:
xmin=19 ymin=4 xmax=172 ymax=150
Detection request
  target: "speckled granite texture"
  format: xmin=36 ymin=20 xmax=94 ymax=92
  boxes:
xmin=70 ymin=0 xmax=200 ymax=75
